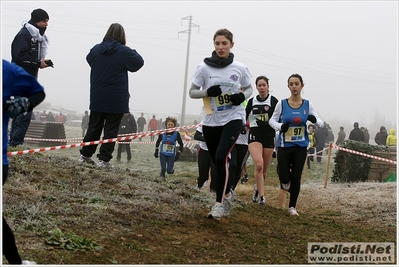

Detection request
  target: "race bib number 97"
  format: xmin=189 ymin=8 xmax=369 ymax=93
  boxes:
xmin=285 ymin=126 xmax=305 ymax=142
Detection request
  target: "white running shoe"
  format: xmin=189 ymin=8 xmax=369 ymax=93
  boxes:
xmin=207 ymin=203 xmax=224 ymax=220
xmin=77 ymin=154 xmax=95 ymax=164
xmin=223 ymin=190 xmax=235 ymax=216
xmin=22 ymin=260 xmax=36 ymax=265
xmin=97 ymin=160 xmax=114 ymax=168
xmin=288 ymin=207 xmax=299 ymax=216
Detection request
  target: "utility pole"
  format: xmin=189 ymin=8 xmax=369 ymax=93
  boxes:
xmin=178 ymin=16 xmax=199 ymax=126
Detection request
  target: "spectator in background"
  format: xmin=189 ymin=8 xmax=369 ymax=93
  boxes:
xmin=314 ymin=124 xmax=328 ymax=163
xmin=348 ymin=122 xmax=364 ymax=142
xmin=307 ymin=124 xmax=315 ymax=169
xmin=77 ymin=23 xmax=144 ymax=167
xmin=39 ymin=110 xmax=47 ymax=121
xmin=148 ymin=115 xmax=158 ymax=142
xmin=158 ymin=118 xmax=163 ymax=130
xmin=335 ymin=126 xmax=346 ymax=146
xmin=46 ymin=111 xmax=55 ymax=122
xmin=56 ymin=112 xmax=64 ymax=123
xmin=326 ymin=123 xmax=334 ymax=145
xmin=361 ymin=127 xmax=370 ymax=144
xmin=374 ymin=126 xmax=388 ymax=145
xmin=137 ymin=112 xmax=146 ymax=141
xmin=81 ymin=110 xmax=89 ymax=137
xmin=386 ymin=128 xmax=397 ymax=146
xmin=116 ymin=112 xmax=137 ymax=163
xmin=9 ymin=8 xmax=52 ymax=148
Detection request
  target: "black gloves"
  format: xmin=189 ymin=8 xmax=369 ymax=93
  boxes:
xmin=272 ymin=151 xmax=276 ymax=158
xmin=281 ymin=123 xmax=290 ymax=133
xmin=307 ymin=115 xmax=317 ymax=123
xmin=4 ymin=97 xmax=30 ymax=119
xmin=154 ymin=148 xmax=159 ymax=158
xmin=256 ymin=119 xmax=266 ymax=127
xmin=240 ymin=126 xmax=247 ymax=134
xmin=174 ymin=152 xmax=180 ymax=162
xmin=206 ymin=85 xmax=222 ymax=97
xmin=229 ymin=93 xmax=245 ymax=106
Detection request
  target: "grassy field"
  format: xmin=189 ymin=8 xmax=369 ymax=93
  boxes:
xmin=2 ymin=125 xmax=396 ymax=264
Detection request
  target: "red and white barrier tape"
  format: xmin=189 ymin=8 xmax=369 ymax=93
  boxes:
xmin=8 ymin=124 xmax=199 ymax=156
xmin=331 ymin=143 xmax=396 ymax=164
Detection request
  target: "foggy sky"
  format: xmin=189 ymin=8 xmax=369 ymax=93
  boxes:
xmin=1 ymin=1 xmax=397 ymax=136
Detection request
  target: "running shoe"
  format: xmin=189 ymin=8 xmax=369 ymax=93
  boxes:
xmin=252 ymin=184 xmax=259 ymax=203
xmin=241 ymin=172 xmax=249 ymax=184
xmin=288 ymin=207 xmax=299 ymax=216
xmin=223 ymin=189 xmax=235 ymax=216
xmin=78 ymin=154 xmax=95 ymax=164
xmin=97 ymin=160 xmax=114 ymax=168
xmin=208 ymin=203 xmax=224 ymax=220
xmin=259 ymin=196 xmax=266 ymax=205
xmin=22 ymin=260 xmax=36 ymax=265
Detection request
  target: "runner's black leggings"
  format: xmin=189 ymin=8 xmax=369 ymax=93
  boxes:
xmin=276 ymin=146 xmax=307 ymax=208
xmin=2 ymin=165 xmax=23 ymax=264
xmin=197 ymin=147 xmax=216 ymax=190
xmin=230 ymin=144 xmax=249 ymax=191
xmin=203 ymin=120 xmax=242 ymax=203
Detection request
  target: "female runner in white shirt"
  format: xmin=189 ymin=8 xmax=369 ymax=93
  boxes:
xmin=189 ymin=28 xmax=253 ymax=220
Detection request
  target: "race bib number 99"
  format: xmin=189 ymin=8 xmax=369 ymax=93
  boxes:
xmin=285 ymin=126 xmax=305 ymax=142
xmin=215 ymin=92 xmax=232 ymax=111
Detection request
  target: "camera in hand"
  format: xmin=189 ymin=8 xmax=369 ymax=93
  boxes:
xmin=44 ymin=59 xmax=54 ymax=68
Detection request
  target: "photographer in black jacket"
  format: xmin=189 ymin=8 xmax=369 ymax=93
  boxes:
xmin=9 ymin=8 xmax=52 ymax=147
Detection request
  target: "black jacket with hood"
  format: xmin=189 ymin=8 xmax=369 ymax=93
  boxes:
xmin=86 ymin=39 xmax=144 ymax=114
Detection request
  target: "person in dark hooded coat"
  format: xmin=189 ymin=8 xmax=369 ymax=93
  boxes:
xmin=374 ymin=126 xmax=388 ymax=145
xmin=78 ymin=23 xmax=144 ymax=167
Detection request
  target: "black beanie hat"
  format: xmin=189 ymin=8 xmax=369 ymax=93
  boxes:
xmin=31 ymin=8 xmax=49 ymax=23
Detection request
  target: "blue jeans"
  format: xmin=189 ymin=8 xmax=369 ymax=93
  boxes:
xmin=159 ymin=153 xmax=175 ymax=177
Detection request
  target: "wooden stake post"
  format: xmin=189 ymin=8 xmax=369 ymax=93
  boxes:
xmin=324 ymin=143 xmax=333 ymax=188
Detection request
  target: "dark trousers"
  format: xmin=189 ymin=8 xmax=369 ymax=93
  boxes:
xmin=117 ymin=144 xmax=131 ymax=161
xmin=82 ymin=127 xmax=87 ymax=138
xmin=203 ymin=120 xmax=242 ymax=203
xmin=79 ymin=111 xmax=123 ymax=162
xmin=307 ymin=147 xmax=315 ymax=168
xmin=9 ymin=111 xmax=32 ymax=147
xmin=197 ymin=147 xmax=216 ymax=190
xmin=277 ymin=146 xmax=307 ymax=208
xmin=138 ymin=127 xmax=144 ymax=141
xmin=230 ymin=144 xmax=249 ymax=191
xmin=2 ymin=165 xmax=22 ymax=264
xmin=316 ymin=146 xmax=324 ymax=162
